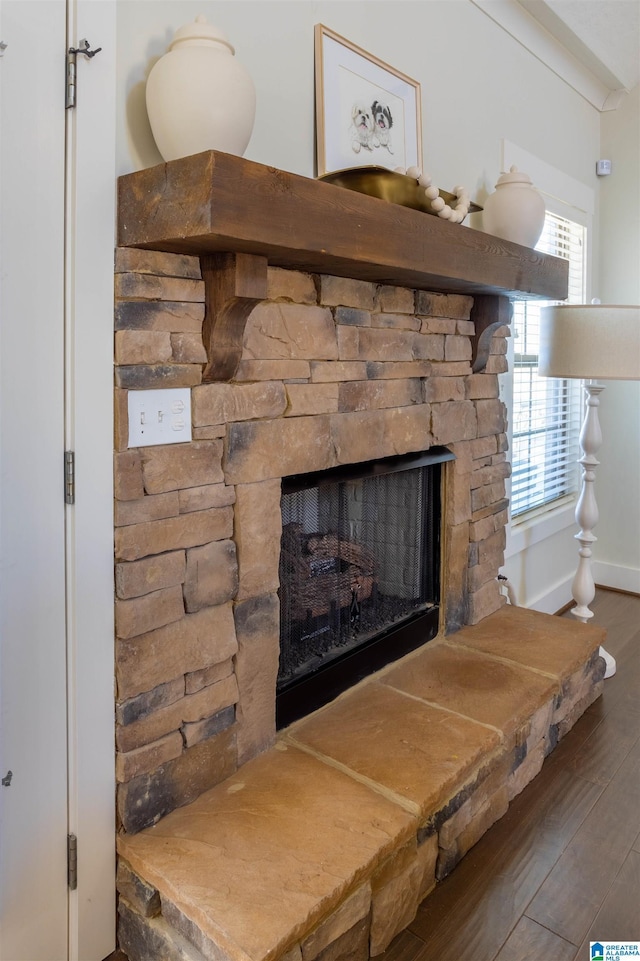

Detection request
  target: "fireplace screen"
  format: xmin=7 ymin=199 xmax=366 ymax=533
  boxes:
xmin=277 ymin=448 xmax=453 ymax=726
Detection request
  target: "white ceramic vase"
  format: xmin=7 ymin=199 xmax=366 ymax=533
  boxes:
xmin=145 ymin=15 xmax=256 ymax=162
xmin=482 ymin=166 xmax=545 ymax=248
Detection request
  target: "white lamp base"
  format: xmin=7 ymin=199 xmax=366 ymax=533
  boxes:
xmin=571 ymin=609 xmax=617 ymax=678
xmin=570 ymin=381 xmax=616 ymax=680
xmin=598 ymin=644 xmax=617 ymax=679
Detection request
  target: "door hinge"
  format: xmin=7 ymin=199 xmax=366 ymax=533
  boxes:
xmin=67 ymin=834 xmax=78 ymax=890
xmin=65 ymin=450 xmax=75 ymax=505
xmin=66 ymin=40 xmax=102 ymax=109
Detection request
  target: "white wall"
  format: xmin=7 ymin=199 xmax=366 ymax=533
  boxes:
xmin=593 ymin=83 xmax=640 ymax=593
xmin=115 ymin=0 xmax=615 ymax=612
xmin=115 ymin=1 xmax=600 ymax=190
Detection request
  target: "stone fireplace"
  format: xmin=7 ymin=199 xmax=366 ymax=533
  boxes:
xmin=114 ymin=252 xmax=513 ymax=833
xmin=112 ymin=152 xmax=603 ymax=960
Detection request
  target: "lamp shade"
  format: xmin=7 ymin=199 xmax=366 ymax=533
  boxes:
xmin=539 ymin=304 xmax=640 ymax=380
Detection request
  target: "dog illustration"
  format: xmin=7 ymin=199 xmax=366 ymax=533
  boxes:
xmin=371 ymin=100 xmax=393 ymax=154
xmin=350 ymin=103 xmax=374 ymax=153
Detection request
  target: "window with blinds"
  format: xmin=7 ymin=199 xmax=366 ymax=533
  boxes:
xmin=510 ymin=213 xmax=586 ymax=519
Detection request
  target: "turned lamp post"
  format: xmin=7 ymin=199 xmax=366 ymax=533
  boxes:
xmin=539 ymin=304 xmax=640 ymax=678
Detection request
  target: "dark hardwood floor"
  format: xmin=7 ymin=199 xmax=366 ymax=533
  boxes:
xmin=382 ymin=588 xmax=640 ymax=961
xmin=104 ymin=588 xmax=639 ymax=961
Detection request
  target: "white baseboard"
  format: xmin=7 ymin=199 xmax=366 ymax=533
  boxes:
xmin=509 ymin=576 xmax=573 ymax=615
xmin=592 ymin=561 xmax=640 ymax=595
xmin=511 ymin=565 xmax=640 ymax=617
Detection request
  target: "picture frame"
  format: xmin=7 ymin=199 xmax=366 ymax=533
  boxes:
xmin=314 ymin=24 xmax=423 ymax=177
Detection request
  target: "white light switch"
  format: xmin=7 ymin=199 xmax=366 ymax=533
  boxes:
xmin=128 ymin=388 xmax=192 ymax=447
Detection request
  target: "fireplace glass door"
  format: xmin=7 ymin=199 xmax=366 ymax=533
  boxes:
xmin=277 ymin=448 xmax=453 ymax=726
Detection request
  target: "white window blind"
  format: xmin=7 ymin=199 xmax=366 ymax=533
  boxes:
xmin=511 ymin=213 xmax=586 ymax=518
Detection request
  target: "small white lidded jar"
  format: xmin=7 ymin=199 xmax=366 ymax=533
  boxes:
xmin=145 ymin=14 xmax=256 ymax=162
xmin=482 ymin=166 xmax=545 ymax=248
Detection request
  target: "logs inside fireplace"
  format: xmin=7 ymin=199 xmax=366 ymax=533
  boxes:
xmin=277 ymin=448 xmax=454 ymax=726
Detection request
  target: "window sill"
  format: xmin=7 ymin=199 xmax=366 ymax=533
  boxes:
xmin=505 ymin=497 xmax=576 ymax=559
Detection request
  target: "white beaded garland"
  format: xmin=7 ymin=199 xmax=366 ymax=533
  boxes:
xmin=395 ymin=166 xmax=471 ymax=222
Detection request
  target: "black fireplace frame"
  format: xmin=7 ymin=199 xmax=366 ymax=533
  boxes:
xmin=276 ymin=446 xmax=454 ymax=728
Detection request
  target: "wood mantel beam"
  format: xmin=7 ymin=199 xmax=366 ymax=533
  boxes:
xmin=117 ymin=151 xmax=568 ymax=303
xmin=201 ymin=253 xmax=268 ymax=382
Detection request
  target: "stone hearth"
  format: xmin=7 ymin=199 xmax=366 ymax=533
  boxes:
xmin=117 ymin=606 xmax=605 ymax=961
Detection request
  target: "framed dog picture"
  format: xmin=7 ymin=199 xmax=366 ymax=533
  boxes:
xmin=315 ymin=24 xmax=422 ymax=176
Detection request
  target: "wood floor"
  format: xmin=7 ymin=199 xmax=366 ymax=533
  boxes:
xmin=105 ymin=588 xmax=639 ymax=961
xmin=381 ymin=588 xmax=640 ymax=961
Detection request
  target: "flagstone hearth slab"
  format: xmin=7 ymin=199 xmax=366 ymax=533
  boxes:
xmin=118 ymin=743 xmax=417 ymax=961
xmin=449 ymin=604 xmax=603 ymax=677
xmin=380 ymin=639 xmax=559 ymax=736
xmin=288 ymin=681 xmax=503 ymax=818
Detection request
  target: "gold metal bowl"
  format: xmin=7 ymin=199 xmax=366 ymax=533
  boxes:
xmin=318 ymin=166 xmax=482 ymax=221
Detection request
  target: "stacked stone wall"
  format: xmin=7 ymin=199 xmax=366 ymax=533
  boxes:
xmin=114 ymin=248 xmax=511 ymax=833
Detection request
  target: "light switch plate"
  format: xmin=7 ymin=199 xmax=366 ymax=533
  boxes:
xmin=128 ymin=388 xmax=192 ymax=447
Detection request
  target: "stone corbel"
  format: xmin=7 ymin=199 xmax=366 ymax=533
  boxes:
xmin=200 ymin=252 xmax=269 ymax=382
xmin=470 ymin=295 xmax=512 ymax=373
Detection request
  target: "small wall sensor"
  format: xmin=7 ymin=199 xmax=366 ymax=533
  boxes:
xmin=596 ymin=159 xmax=612 ymax=177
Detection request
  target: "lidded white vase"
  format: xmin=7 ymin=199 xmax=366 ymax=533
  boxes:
xmin=482 ymin=166 xmax=545 ymax=248
xmin=145 ymin=14 xmax=256 ymax=162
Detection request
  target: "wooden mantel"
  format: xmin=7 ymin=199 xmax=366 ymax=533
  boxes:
xmin=117 ymin=151 xmax=568 ymax=380
xmin=118 ymin=150 xmax=567 ymax=299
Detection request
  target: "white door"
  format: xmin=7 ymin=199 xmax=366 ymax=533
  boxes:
xmin=65 ymin=1 xmax=116 ymax=957
xmin=0 ymin=2 xmax=116 ymax=958
xmin=0 ymin=2 xmax=69 ymax=958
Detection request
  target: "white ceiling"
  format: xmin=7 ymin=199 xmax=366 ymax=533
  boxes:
xmin=517 ymin=0 xmax=640 ymax=92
